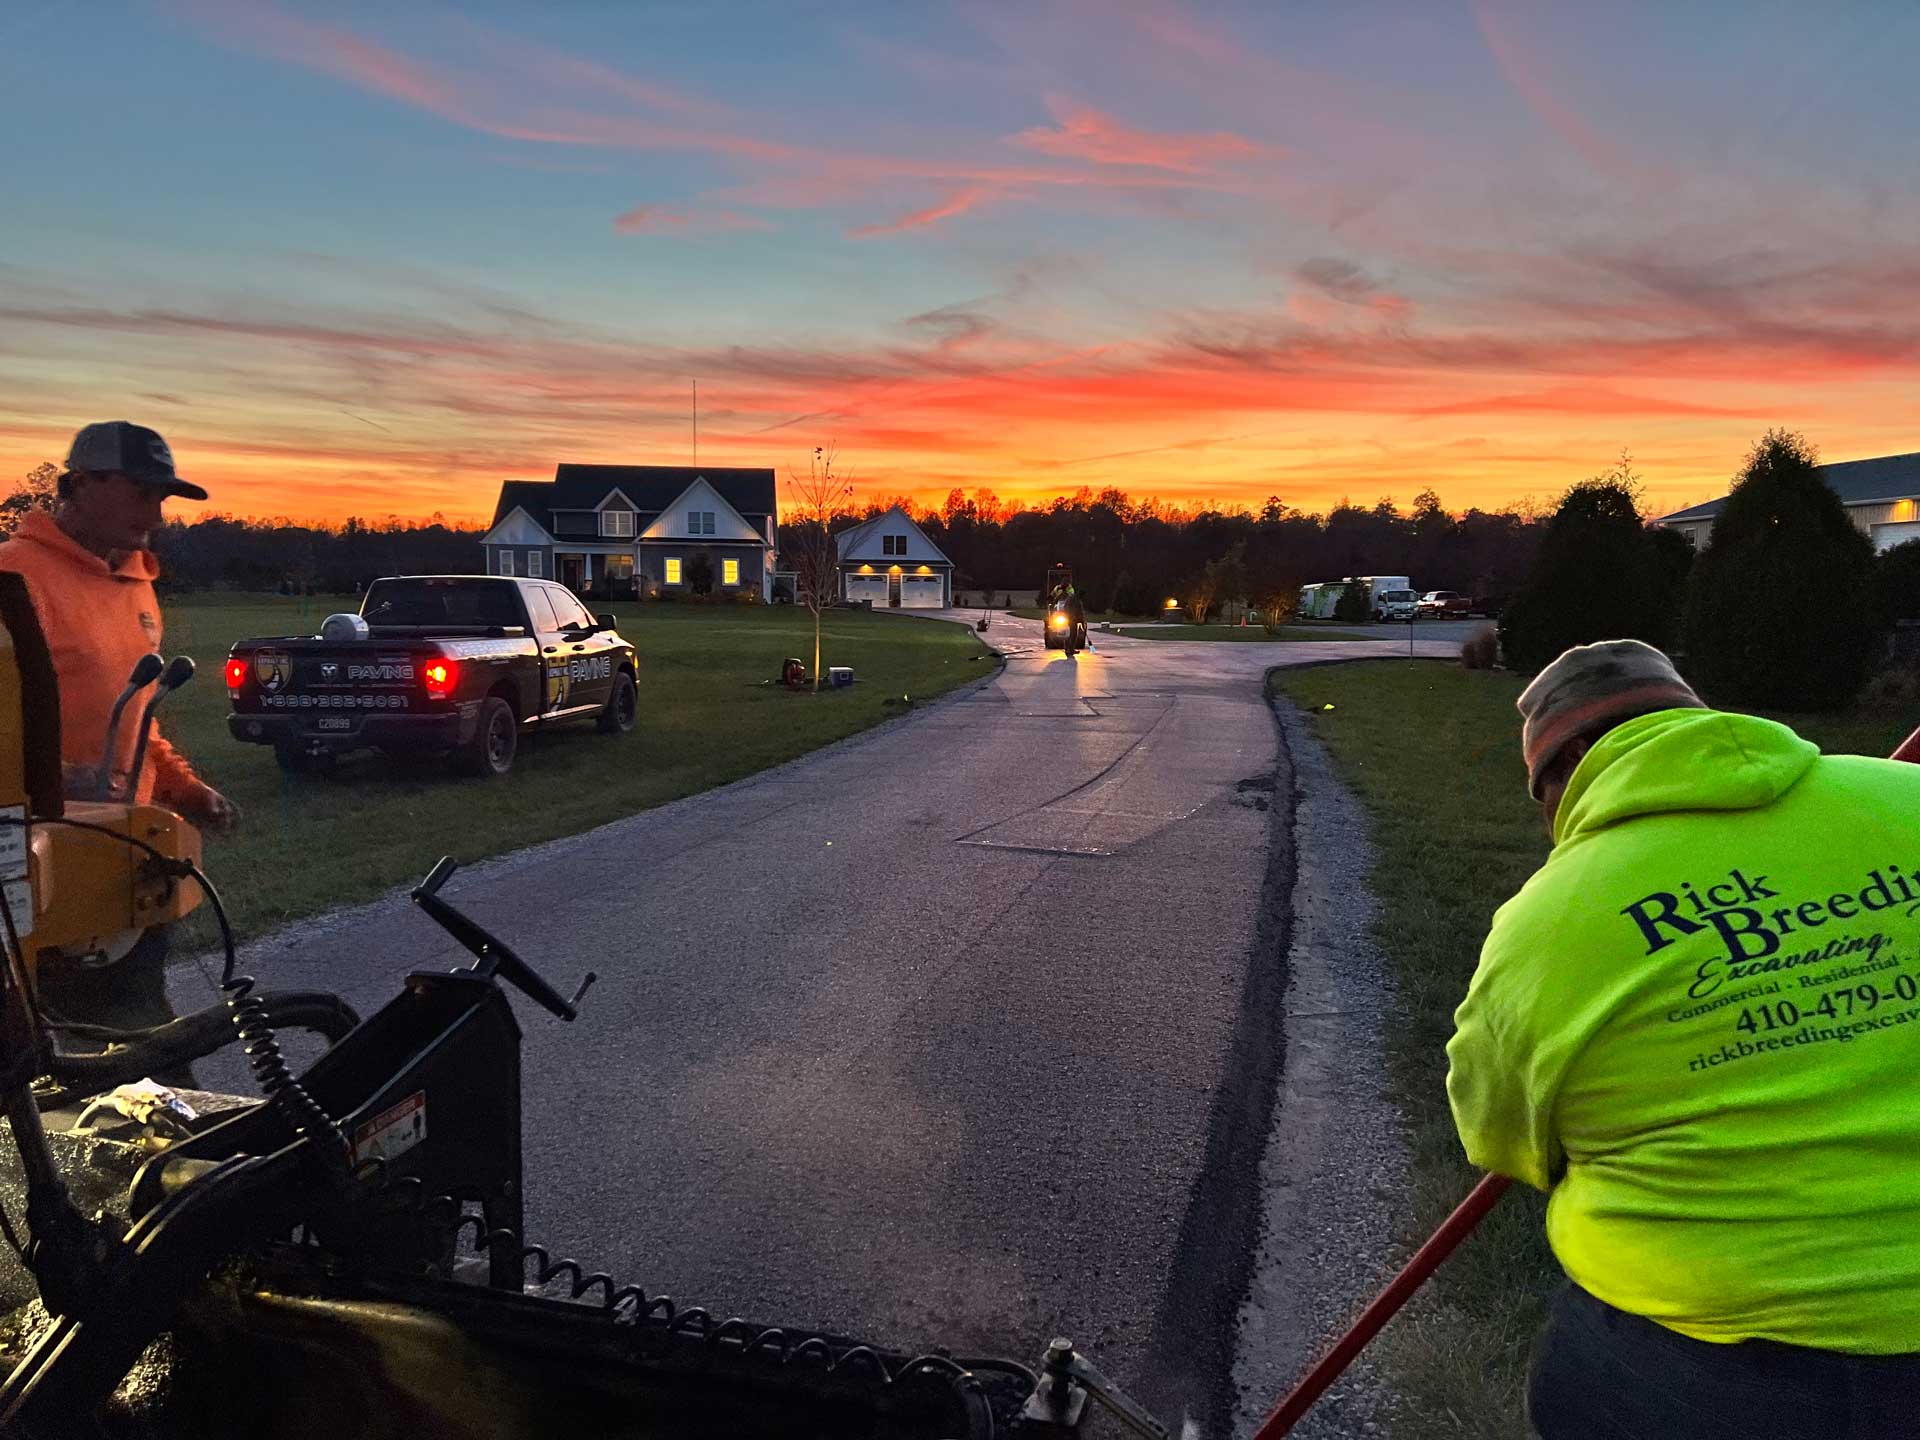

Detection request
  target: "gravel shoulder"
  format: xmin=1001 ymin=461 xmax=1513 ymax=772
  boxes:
xmin=1230 ymin=691 xmax=1417 ymax=1438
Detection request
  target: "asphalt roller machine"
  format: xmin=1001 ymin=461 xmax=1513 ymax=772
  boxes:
xmin=0 ymin=574 xmax=1166 ymax=1439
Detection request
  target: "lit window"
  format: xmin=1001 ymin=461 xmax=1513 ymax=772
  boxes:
xmin=664 ymin=557 xmax=682 ymax=585
xmin=527 ymin=551 xmax=543 ymax=578
xmin=723 ymin=558 xmax=740 ymax=586
xmin=600 ymin=509 xmax=634 ymax=538
xmin=497 ymin=550 xmax=515 ymax=576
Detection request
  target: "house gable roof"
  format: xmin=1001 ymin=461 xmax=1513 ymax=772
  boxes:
xmin=1657 ymin=451 xmax=1920 ymax=525
xmin=639 ymin=476 xmax=765 ymax=543
xmin=594 ymin=487 xmax=642 ymax=512
xmin=480 ymin=505 xmax=554 ymax=547
xmin=488 ymin=465 xmax=777 ymax=534
xmin=834 ymin=505 xmax=953 ymax=567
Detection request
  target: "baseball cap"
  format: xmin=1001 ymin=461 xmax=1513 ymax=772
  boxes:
xmin=63 ymin=422 xmax=208 ymax=501
xmin=1516 ymin=639 xmax=1704 ymax=799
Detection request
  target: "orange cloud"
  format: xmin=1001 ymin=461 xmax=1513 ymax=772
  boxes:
xmin=8 ymin=261 xmax=1920 ymax=526
xmin=850 ymin=188 xmax=995 ymax=238
xmin=1011 ymin=99 xmax=1273 ymax=174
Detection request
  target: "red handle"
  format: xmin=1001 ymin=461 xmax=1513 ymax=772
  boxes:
xmin=1894 ymin=726 xmax=1920 ymax=765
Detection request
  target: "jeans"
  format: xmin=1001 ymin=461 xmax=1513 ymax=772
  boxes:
xmin=34 ymin=927 xmax=198 ymax=1089
xmin=1530 ymin=1283 xmax=1920 ymax=1439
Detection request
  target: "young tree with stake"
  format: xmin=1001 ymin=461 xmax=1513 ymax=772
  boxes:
xmin=786 ymin=446 xmax=853 ymax=694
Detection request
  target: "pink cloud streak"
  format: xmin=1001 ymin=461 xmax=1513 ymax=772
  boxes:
xmin=181 ymin=0 xmax=1268 ymax=239
xmin=850 ymin=187 xmax=994 ymax=238
xmin=1012 ymin=99 xmax=1273 ymax=174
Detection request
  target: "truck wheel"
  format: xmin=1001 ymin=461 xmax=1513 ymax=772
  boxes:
xmin=453 ymin=697 xmax=517 ymax=778
xmin=597 ymin=672 xmax=638 ymax=734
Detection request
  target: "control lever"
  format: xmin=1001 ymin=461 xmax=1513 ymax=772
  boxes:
xmin=410 ymin=857 xmax=594 ymax=1021
xmin=93 ymin=653 xmax=164 ymax=799
xmin=120 ymin=656 xmax=195 ymax=802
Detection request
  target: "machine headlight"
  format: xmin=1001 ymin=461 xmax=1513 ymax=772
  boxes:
xmin=1050 ymin=614 xmax=1068 ymax=628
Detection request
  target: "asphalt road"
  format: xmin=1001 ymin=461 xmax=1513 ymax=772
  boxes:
xmin=200 ymin=612 xmax=1455 ymax=1431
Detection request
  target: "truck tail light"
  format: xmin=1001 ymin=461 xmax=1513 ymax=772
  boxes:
xmin=422 ymin=659 xmax=458 ymax=700
xmin=224 ymin=657 xmax=248 ymax=690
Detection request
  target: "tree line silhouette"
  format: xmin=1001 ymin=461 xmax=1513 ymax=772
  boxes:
xmin=7 ymin=458 xmax=1551 ymax=613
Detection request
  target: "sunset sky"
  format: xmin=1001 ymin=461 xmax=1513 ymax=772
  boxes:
xmin=4 ymin=1 xmax=1918 ymax=526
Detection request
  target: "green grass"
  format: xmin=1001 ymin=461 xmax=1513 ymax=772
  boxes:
xmin=1110 ymin=623 xmax=1398 ymax=642
xmin=156 ymin=595 xmax=996 ymax=937
xmin=1266 ymin=661 xmax=1916 ymax=1438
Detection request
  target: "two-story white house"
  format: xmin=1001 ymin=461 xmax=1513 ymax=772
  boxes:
xmin=834 ymin=505 xmax=955 ymax=608
xmin=481 ymin=465 xmax=778 ymax=601
xmin=1655 ymin=451 xmax=1920 ymax=553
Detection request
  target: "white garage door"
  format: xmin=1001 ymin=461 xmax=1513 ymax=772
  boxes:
xmin=900 ymin=575 xmax=944 ymax=608
xmin=845 ymin=573 xmax=889 ymax=604
xmin=1873 ymin=521 xmax=1920 ymax=553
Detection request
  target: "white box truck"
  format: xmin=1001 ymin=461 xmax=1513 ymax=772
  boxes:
xmin=1351 ymin=576 xmax=1414 ymax=621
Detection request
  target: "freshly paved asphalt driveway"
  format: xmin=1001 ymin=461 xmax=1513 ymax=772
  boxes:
xmin=208 ymin=611 xmax=1454 ymax=1428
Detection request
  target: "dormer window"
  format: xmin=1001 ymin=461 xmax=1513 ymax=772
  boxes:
xmin=882 ymin=534 xmax=907 ymax=556
xmin=601 ymin=509 xmax=635 ymax=538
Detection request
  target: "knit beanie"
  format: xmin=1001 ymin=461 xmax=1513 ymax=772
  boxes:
xmin=1517 ymin=639 xmax=1703 ymax=799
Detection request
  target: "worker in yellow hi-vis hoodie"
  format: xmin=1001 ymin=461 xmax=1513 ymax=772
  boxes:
xmin=1448 ymin=639 xmax=1920 ymax=1440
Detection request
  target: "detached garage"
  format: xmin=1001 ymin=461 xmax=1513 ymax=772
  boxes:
xmin=1656 ymin=451 xmax=1920 ymax=554
xmin=831 ymin=505 xmax=956 ymax=609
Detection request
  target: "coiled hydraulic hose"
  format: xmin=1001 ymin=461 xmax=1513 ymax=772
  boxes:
xmin=222 ymin=974 xmax=350 ymax=1174
xmin=1 ymin=814 xmax=353 ymax=1174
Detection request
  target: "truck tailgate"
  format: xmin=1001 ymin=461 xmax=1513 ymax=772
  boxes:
xmin=244 ymin=647 xmax=421 ymax=736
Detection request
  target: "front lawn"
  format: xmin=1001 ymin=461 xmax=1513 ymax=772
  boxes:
xmin=1111 ymin=624 xmax=1397 ymax=642
xmin=155 ymin=596 xmax=996 ymax=937
xmin=1266 ymin=660 xmax=1915 ymax=1437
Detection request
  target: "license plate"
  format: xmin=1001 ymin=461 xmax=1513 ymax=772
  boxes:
xmin=317 ymin=717 xmax=351 ymax=732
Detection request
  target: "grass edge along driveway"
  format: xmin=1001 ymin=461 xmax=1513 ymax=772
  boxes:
xmin=1266 ymin=659 xmax=1915 ymax=1439
xmin=161 ymin=598 xmax=997 ymax=940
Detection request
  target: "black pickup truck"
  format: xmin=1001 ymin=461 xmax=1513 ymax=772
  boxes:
xmin=225 ymin=575 xmax=638 ymax=778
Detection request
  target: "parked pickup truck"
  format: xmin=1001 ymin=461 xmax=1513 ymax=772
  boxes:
xmin=225 ymin=575 xmax=638 ymax=778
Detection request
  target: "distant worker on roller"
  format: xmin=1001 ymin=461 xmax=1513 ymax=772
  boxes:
xmin=1043 ymin=564 xmax=1086 ymax=654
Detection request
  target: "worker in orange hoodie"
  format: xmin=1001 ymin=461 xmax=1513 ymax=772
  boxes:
xmin=0 ymin=421 xmax=239 ymax=1053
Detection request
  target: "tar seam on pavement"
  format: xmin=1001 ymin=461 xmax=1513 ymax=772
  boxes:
xmin=1130 ymin=696 xmax=1296 ymax=1438
xmin=1228 ymin=690 xmax=1424 ymax=1439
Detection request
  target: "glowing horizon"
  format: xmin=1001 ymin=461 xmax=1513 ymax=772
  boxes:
xmin=5 ymin=2 xmax=1918 ymax=528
